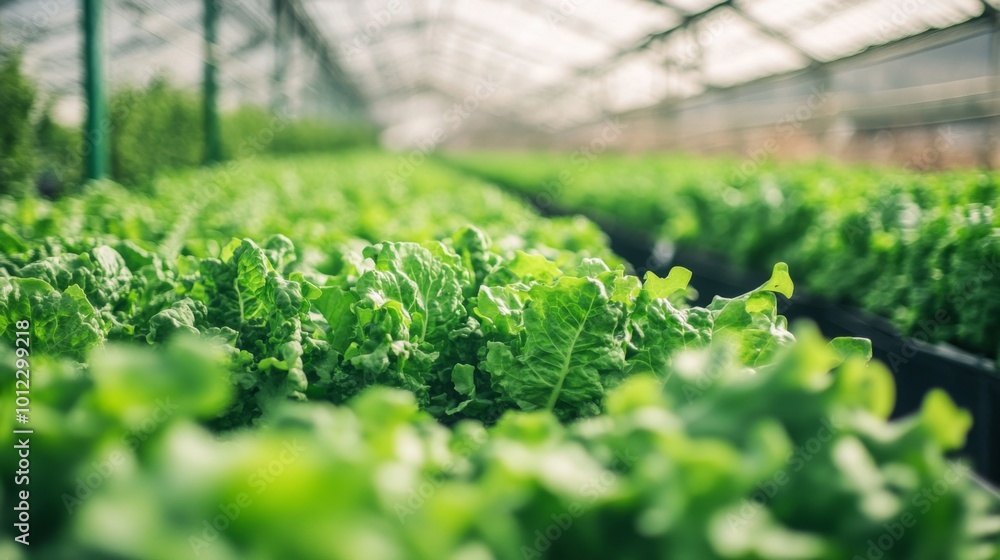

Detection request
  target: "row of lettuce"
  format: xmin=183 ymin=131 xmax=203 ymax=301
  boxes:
xmin=1 ymin=154 xmax=998 ymax=558
xmin=4 ymin=329 xmax=993 ymax=559
xmin=448 ymin=153 xmax=1000 ymax=360
xmin=0 ymin=153 xmax=777 ymax=426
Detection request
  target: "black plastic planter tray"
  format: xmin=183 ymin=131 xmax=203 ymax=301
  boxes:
xmin=448 ymin=165 xmax=1000 ymax=484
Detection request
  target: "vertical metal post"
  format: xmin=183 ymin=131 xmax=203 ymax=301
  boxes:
xmin=272 ymin=0 xmax=288 ymax=113
xmin=988 ymin=13 xmax=1000 ymax=168
xmin=82 ymin=0 xmax=108 ymax=180
xmin=203 ymin=0 xmax=222 ymax=163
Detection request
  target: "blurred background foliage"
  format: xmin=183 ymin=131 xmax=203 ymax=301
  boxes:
xmin=0 ymin=42 xmax=378 ymax=196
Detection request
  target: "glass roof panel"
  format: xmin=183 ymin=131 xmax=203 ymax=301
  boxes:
xmin=698 ymin=9 xmax=808 ymax=87
xmin=2 ymin=0 xmax=992 ymax=136
xmin=787 ymin=0 xmax=984 ymax=61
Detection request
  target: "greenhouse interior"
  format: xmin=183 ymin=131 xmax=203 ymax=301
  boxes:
xmin=2 ymin=0 xmax=1000 ymax=558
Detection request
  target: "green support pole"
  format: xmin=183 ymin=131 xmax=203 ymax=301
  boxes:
xmin=272 ymin=0 xmax=288 ymax=113
xmin=82 ymin=0 xmax=108 ymax=180
xmin=203 ymin=0 xmax=222 ymax=164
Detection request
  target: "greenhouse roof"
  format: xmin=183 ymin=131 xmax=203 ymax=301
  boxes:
xmin=1 ymin=0 xmax=996 ymax=135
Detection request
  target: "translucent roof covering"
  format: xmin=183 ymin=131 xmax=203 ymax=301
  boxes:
xmin=1 ymin=0 xmax=993 ymax=138
xmin=300 ymin=0 xmax=993 ymax=135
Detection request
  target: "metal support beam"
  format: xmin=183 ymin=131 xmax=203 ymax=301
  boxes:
xmin=507 ymin=0 xmax=619 ymax=44
xmin=203 ymin=0 xmax=222 ymax=163
xmin=82 ymin=0 xmax=108 ymax=180
xmin=277 ymin=0 xmax=369 ymax=116
xmin=272 ymin=0 xmax=289 ymax=112
xmin=585 ymin=15 xmax=995 ymax=137
xmin=202 ymin=0 xmax=222 ymax=164
xmin=729 ymin=4 xmax=819 ymax=65
xmin=987 ymin=7 xmax=1000 ymax=167
xmin=517 ymin=0 xmax=733 ymax=106
xmin=981 ymin=0 xmax=998 ymax=17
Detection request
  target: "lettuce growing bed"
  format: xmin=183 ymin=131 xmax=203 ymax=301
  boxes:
xmin=1 ymin=153 xmax=998 ymax=559
xmin=446 ymin=153 xmax=1000 ymax=360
